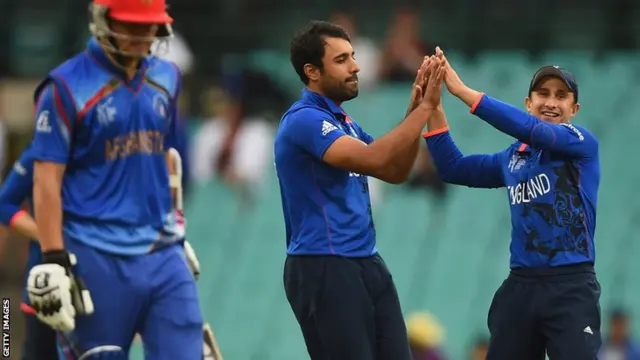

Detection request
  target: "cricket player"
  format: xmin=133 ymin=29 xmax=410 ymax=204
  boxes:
xmin=0 ymin=147 xmax=59 ymax=360
xmin=275 ymin=20 xmax=445 ymax=359
xmin=424 ymin=48 xmax=601 ymax=359
xmin=26 ymin=0 xmax=203 ymax=358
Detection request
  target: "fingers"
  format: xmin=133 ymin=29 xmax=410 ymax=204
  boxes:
xmin=414 ymin=56 xmax=430 ymax=87
xmin=427 ymin=57 xmax=445 ymax=84
xmin=434 ymin=62 xmax=446 ymax=83
xmin=415 ymin=85 xmax=422 ymax=99
xmin=416 ymin=56 xmax=430 ymax=86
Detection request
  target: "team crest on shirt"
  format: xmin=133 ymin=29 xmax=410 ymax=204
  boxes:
xmin=153 ymin=94 xmax=168 ymax=119
xmin=508 ymin=153 xmax=527 ymax=172
xmin=96 ymin=97 xmax=117 ymax=126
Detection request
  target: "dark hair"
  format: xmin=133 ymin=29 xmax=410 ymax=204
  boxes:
xmin=290 ymin=20 xmax=351 ymax=85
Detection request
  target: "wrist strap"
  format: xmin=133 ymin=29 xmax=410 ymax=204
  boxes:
xmin=42 ymin=250 xmax=72 ymax=268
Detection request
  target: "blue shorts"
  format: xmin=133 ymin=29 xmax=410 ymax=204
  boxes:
xmin=59 ymin=239 xmax=203 ymax=360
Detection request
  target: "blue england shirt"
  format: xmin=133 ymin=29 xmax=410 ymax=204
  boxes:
xmin=274 ymin=89 xmax=377 ymax=257
xmin=426 ymin=94 xmax=600 ymax=268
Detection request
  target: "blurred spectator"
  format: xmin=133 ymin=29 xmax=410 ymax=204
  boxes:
xmin=468 ymin=336 xmax=489 ymax=360
xmin=154 ymin=30 xmax=194 ymax=75
xmin=379 ymin=6 xmax=433 ymax=83
xmin=191 ymin=70 xmax=287 ymax=200
xmin=600 ymin=309 xmax=640 ymax=360
xmin=329 ymin=11 xmax=381 ymax=89
xmin=406 ymin=312 xmax=448 ymax=360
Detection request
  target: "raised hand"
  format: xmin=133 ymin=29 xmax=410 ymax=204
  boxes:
xmin=436 ymin=46 xmax=466 ymax=97
xmin=406 ymin=56 xmax=431 ymax=116
xmin=421 ymin=56 xmax=446 ymax=109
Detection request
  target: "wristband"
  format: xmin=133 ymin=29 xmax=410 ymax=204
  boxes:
xmin=42 ymin=250 xmax=73 ymax=268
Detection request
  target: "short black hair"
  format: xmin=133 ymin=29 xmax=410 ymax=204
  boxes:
xmin=290 ymin=20 xmax=351 ymax=85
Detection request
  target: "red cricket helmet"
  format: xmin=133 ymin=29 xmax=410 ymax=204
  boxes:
xmin=94 ymin=0 xmax=173 ymax=25
xmin=89 ymin=0 xmax=173 ymax=57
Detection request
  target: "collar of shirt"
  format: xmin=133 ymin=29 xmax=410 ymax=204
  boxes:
xmin=86 ymin=37 xmax=148 ymax=90
xmin=301 ymin=88 xmax=351 ymax=121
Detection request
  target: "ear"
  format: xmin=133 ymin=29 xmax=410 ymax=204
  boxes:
xmin=524 ymin=97 xmax=533 ymax=113
xmin=572 ymin=102 xmax=580 ymax=115
xmin=303 ymin=64 xmax=321 ymax=83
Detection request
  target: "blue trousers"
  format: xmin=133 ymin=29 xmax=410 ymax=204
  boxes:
xmin=58 ymin=239 xmax=203 ymax=359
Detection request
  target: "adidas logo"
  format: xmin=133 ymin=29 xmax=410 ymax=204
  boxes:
xmin=322 ymin=120 xmax=338 ymax=136
xmin=583 ymin=326 xmax=593 ymax=335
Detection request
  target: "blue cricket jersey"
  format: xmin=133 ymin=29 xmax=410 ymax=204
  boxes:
xmin=425 ymin=94 xmax=600 ymax=268
xmin=0 ymin=147 xmax=42 ymax=306
xmin=274 ymin=89 xmax=377 ymax=257
xmin=30 ymin=38 xmax=182 ymax=255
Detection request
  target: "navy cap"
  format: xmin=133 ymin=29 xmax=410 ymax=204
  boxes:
xmin=529 ymin=65 xmax=579 ymax=102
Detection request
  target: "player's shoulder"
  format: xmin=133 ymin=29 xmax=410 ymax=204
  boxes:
xmin=49 ymin=51 xmax=100 ymax=82
xmin=145 ymin=57 xmax=181 ymax=98
xmin=33 ymin=52 xmax=88 ymax=100
xmin=559 ymin=122 xmax=598 ymax=143
xmin=40 ymin=51 xmax=115 ymax=110
xmin=51 ymin=51 xmax=89 ymax=73
xmin=281 ymin=103 xmax=333 ymax=127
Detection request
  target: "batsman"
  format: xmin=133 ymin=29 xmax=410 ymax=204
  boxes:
xmin=27 ymin=0 xmax=205 ymax=358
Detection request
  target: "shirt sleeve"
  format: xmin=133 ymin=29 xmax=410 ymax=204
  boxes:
xmin=357 ymin=125 xmax=375 ymax=145
xmin=0 ymin=151 xmax=34 ymax=225
xmin=30 ymin=82 xmax=77 ymax=164
xmin=472 ymin=94 xmax=598 ymax=159
xmin=284 ymin=108 xmax=348 ymax=160
xmin=424 ymin=129 xmax=505 ymax=188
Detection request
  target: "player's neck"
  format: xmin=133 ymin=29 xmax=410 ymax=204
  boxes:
xmin=106 ymin=53 xmax=140 ymax=81
xmin=306 ymin=85 xmax=342 ymax=106
xmin=121 ymin=59 xmax=140 ymax=81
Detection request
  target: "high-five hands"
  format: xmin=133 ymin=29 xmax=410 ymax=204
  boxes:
xmin=406 ymin=56 xmax=432 ymax=116
xmin=408 ymin=48 xmax=471 ymax=114
xmin=435 ymin=46 xmax=482 ymax=107
xmin=421 ymin=54 xmax=446 ymax=109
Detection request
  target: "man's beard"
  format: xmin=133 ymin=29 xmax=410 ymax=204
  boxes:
xmin=321 ymin=77 xmax=359 ymax=103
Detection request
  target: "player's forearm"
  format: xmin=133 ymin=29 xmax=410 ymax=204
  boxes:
xmin=424 ymin=108 xmax=458 ymax=182
xmin=165 ymin=151 xmax=177 ymax=204
xmin=424 ymin=131 xmax=465 ymax=184
xmin=11 ymin=213 xmax=39 ymax=241
xmin=387 ymin=138 xmax=421 ymax=181
xmin=426 ymin=106 xmax=449 ymax=133
xmin=369 ymin=105 xmax=434 ymax=182
xmin=462 ymin=91 xmax=542 ymax=144
xmin=33 ymin=168 xmax=65 ymax=251
xmin=425 ymin=130 xmax=503 ymax=188
xmin=0 ymin=204 xmax=39 ymax=240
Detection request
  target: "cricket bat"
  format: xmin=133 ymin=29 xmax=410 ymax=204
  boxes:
xmin=168 ymin=148 xmax=223 ymax=360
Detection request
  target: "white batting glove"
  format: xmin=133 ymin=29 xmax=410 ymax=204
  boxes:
xmin=27 ymin=251 xmax=94 ymax=332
